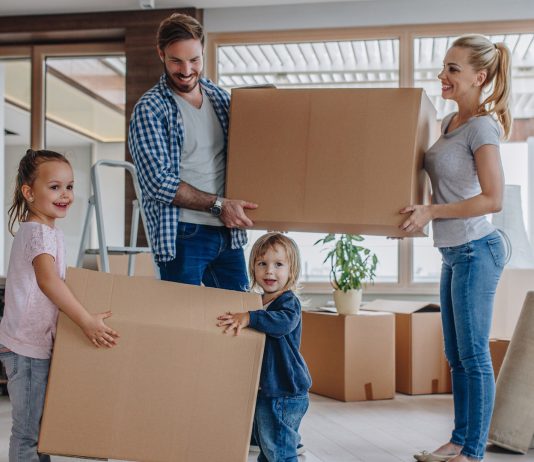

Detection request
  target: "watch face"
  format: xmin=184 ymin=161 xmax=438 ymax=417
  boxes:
xmin=210 ymin=205 xmax=222 ymax=217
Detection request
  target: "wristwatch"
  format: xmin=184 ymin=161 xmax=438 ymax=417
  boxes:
xmin=209 ymin=196 xmax=223 ymax=217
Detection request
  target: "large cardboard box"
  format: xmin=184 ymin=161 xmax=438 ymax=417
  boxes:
xmin=226 ymin=87 xmax=436 ymax=237
xmin=491 ymin=268 xmax=534 ymax=340
xmin=490 ymin=339 xmax=510 ymax=380
xmin=38 ymin=268 xmax=264 ymax=462
xmin=363 ymin=300 xmax=451 ymax=395
xmin=301 ymin=310 xmax=395 ymax=401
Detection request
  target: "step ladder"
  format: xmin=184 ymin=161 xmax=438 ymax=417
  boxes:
xmin=76 ymin=160 xmax=154 ymax=276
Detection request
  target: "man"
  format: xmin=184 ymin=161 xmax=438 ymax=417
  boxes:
xmin=128 ymin=13 xmax=257 ymax=291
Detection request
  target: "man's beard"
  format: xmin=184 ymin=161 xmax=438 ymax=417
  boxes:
xmin=165 ymin=67 xmax=200 ymax=94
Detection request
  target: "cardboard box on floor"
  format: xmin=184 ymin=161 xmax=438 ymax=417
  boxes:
xmin=300 ymin=310 xmax=395 ymax=402
xmin=363 ymin=300 xmax=451 ymax=395
xmin=226 ymin=87 xmax=436 ymax=237
xmin=38 ymin=268 xmax=264 ymax=462
xmin=490 ymin=339 xmax=510 ymax=380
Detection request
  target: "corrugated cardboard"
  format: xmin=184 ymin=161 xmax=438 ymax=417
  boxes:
xmin=490 ymin=339 xmax=510 ymax=380
xmin=38 ymin=268 xmax=264 ymax=462
xmin=491 ymin=268 xmax=534 ymax=340
xmin=82 ymin=252 xmax=156 ymax=277
xmin=226 ymin=87 xmax=436 ymax=237
xmin=300 ymin=310 xmax=395 ymax=401
xmin=363 ymin=299 xmax=451 ymax=395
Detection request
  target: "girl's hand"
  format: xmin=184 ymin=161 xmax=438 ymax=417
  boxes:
xmin=217 ymin=312 xmax=250 ymax=336
xmin=399 ymin=205 xmax=433 ymax=233
xmin=82 ymin=311 xmax=120 ymax=348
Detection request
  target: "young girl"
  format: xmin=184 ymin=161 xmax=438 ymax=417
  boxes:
xmin=217 ymin=232 xmax=311 ymax=462
xmin=0 ymin=149 xmax=120 ymax=462
xmin=400 ymin=35 xmax=511 ymax=462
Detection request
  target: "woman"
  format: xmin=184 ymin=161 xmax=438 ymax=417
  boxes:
xmin=400 ymin=34 xmax=512 ymax=462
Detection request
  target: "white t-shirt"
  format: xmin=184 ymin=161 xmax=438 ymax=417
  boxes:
xmin=173 ymin=92 xmax=226 ymax=226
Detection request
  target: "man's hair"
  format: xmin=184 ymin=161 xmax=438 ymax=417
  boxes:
xmin=157 ymin=13 xmax=204 ymax=50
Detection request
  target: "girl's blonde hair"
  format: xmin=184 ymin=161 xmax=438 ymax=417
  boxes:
xmin=7 ymin=149 xmax=70 ymax=236
xmin=249 ymin=233 xmax=301 ymax=293
xmin=452 ymin=34 xmax=513 ymax=139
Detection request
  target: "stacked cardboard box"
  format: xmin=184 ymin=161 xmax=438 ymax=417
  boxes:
xmin=301 ymin=310 xmax=395 ymax=401
xmin=364 ymin=300 xmax=451 ymax=395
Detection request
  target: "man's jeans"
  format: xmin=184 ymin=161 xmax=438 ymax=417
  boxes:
xmin=253 ymin=394 xmax=309 ymax=462
xmin=439 ymin=231 xmax=505 ymax=461
xmin=158 ymin=223 xmax=249 ymax=291
xmin=0 ymin=346 xmax=51 ymax=462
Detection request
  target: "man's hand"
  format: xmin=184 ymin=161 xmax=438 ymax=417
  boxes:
xmin=217 ymin=311 xmax=250 ymax=336
xmin=220 ymin=199 xmax=258 ymax=228
xmin=399 ymin=204 xmax=433 ymax=233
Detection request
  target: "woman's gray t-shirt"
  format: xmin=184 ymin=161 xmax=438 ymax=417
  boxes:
xmin=424 ymin=113 xmax=501 ymax=248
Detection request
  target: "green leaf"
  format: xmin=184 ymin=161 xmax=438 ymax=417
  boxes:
xmin=314 ymin=233 xmax=380 ymax=291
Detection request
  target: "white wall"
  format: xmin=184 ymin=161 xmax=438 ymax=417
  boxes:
xmin=204 ymin=0 xmax=534 ymax=33
xmin=90 ymin=142 xmax=125 ymax=249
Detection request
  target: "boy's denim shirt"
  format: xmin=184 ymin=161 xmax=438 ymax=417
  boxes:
xmin=248 ymin=290 xmax=312 ymax=397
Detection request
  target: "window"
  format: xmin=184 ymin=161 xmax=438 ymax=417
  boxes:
xmin=1 ymin=44 xmax=125 ymax=270
xmin=44 ymin=52 xmax=127 ymax=264
xmin=1 ymin=53 xmax=31 ymax=274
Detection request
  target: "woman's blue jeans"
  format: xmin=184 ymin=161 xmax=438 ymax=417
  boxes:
xmin=439 ymin=231 xmax=505 ymax=460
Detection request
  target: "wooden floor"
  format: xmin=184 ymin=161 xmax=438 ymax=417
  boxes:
xmin=0 ymin=393 xmax=531 ymax=461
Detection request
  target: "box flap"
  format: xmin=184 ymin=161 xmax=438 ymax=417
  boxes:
xmin=363 ymin=299 xmax=439 ymax=314
xmin=39 ymin=268 xmax=264 ymax=462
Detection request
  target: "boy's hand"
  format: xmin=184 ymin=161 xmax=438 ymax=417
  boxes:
xmin=217 ymin=312 xmax=250 ymax=336
xmin=82 ymin=311 xmax=120 ymax=348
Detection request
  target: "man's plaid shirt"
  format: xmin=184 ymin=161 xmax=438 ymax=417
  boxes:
xmin=128 ymin=74 xmax=247 ymax=262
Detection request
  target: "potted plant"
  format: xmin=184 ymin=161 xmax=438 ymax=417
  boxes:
xmin=314 ymin=233 xmax=378 ymax=315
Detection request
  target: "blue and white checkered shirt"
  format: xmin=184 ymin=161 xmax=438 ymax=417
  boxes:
xmin=128 ymin=74 xmax=248 ymax=262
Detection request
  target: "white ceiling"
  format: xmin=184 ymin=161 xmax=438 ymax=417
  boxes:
xmin=0 ymin=0 xmax=360 ymax=16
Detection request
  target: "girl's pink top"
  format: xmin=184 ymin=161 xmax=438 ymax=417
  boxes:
xmin=0 ymin=222 xmax=65 ymax=359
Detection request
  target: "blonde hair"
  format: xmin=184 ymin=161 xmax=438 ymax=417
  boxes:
xmin=7 ymin=149 xmax=70 ymax=236
xmin=452 ymin=34 xmax=512 ymax=139
xmin=249 ymin=233 xmax=301 ymax=293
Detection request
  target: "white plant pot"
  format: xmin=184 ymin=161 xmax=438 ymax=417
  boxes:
xmin=333 ymin=289 xmax=362 ymax=315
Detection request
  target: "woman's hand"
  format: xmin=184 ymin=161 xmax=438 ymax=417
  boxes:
xmin=217 ymin=312 xmax=250 ymax=336
xmin=399 ymin=204 xmax=433 ymax=233
xmin=82 ymin=311 xmax=120 ymax=348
